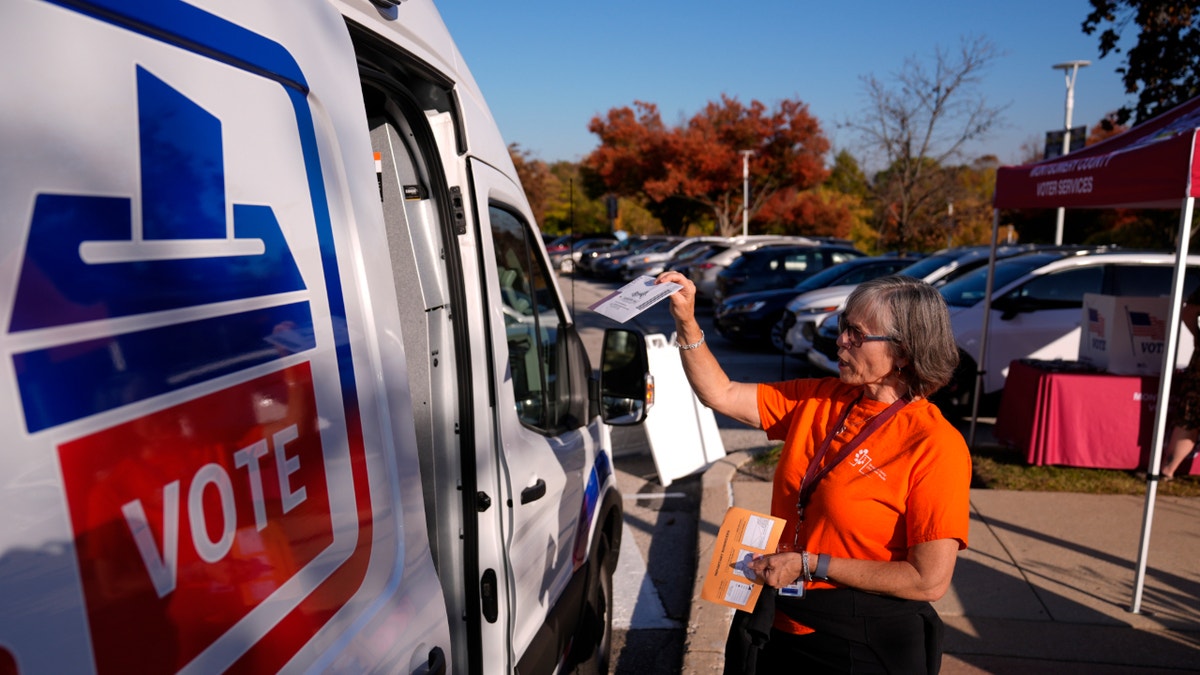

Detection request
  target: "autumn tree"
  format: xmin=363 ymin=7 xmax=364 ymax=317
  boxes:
xmin=1083 ymin=1 xmax=1200 ymax=125
xmin=585 ymin=96 xmax=831 ymax=236
xmin=842 ymin=36 xmax=1006 ymax=251
xmin=815 ymin=150 xmax=878 ymax=251
xmin=510 ymin=146 xmax=648 ymax=235
xmin=509 ymin=143 xmax=554 ymax=227
xmin=945 ymin=156 xmax=1001 ymax=247
xmin=543 ymin=161 xmax=662 ymax=235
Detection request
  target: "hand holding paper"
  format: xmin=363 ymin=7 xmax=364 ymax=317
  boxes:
xmin=587 ymin=275 xmax=682 ymax=323
xmin=701 ymin=507 xmax=786 ymax=611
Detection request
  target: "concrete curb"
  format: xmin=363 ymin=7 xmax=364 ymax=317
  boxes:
xmin=680 ymin=450 xmax=754 ymax=675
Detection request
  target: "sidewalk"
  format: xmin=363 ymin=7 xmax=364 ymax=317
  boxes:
xmin=682 ymin=432 xmax=1200 ymax=674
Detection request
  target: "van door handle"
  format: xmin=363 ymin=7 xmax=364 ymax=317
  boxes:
xmin=521 ymin=478 xmax=546 ymax=504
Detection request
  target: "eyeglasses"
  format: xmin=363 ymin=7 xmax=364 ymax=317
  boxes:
xmin=837 ymin=315 xmax=897 ymax=348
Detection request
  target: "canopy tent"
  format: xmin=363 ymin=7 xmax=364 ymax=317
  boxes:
xmin=985 ymin=94 xmax=1200 ymax=613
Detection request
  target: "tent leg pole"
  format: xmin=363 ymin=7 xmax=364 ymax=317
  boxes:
xmin=968 ymin=210 xmax=1002 ymax=447
xmin=1131 ymin=197 xmax=1195 ymax=614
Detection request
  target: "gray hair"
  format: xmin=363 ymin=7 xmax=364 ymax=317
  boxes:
xmin=845 ymin=275 xmax=959 ymax=398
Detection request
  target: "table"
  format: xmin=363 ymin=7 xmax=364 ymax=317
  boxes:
xmin=993 ymin=359 xmax=1198 ymax=474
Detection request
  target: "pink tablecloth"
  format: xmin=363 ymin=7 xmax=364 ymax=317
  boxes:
xmin=994 ymin=360 xmax=1195 ymax=473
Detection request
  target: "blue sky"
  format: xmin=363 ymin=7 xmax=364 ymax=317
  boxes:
xmin=438 ymin=1 xmax=1132 ymax=168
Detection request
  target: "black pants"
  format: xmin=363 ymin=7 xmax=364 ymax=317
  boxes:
xmin=766 ymin=589 xmax=941 ymax=674
xmin=757 ymin=614 xmax=927 ymax=674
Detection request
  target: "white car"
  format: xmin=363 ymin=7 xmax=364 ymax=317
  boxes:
xmin=807 ymin=250 xmax=1200 ymax=413
xmin=782 ymin=283 xmax=859 ymax=356
xmin=941 ymin=250 xmax=1200 ymax=406
xmin=618 ymin=236 xmax=728 ymax=280
xmin=782 ymin=245 xmax=1034 ymax=357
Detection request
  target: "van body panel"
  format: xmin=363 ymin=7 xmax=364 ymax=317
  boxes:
xmin=0 ymin=1 xmax=633 ymax=673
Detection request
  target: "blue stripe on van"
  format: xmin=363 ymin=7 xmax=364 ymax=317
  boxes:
xmin=46 ymin=0 xmax=308 ymax=93
xmin=14 ymin=302 xmax=314 ymax=433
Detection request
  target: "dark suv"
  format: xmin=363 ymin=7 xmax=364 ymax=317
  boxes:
xmin=714 ymin=243 xmax=864 ymax=304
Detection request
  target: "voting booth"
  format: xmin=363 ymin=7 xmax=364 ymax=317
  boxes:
xmin=1078 ymin=294 xmax=1193 ymax=376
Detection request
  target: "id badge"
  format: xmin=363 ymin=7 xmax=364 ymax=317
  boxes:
xmin=778 ymin=582 xmax=805 ymax=599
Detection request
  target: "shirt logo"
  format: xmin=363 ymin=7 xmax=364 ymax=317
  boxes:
xmin=850 ymin=448 xmax=887 ymax=481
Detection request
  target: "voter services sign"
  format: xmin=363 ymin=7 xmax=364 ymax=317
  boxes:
xmin=0 ymin=4 xmax=389 ymax=672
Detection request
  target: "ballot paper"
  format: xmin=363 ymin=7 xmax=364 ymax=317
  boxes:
xmin=587 ymin=275 xmax=681 ymax=323
xmin=701 ymin=506 xmax=786 ymax=611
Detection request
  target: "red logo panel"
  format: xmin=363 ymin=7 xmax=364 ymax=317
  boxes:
xmin=58 ymin=362 xmax=333 ymax=674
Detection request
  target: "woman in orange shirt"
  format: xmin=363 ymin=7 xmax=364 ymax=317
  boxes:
xmin=656 ymin=272 xmax=970 ymax=674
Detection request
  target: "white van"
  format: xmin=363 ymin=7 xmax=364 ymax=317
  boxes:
xmin=0 ymin=1 xmax=652 ymax=673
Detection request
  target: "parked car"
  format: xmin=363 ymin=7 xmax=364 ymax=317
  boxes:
xmin=668 ymin=242 xmax=730 ymax=275
xmin=939 ymin=249 xmax=1200 ymax=412
xmin=545 ymin=232 xmax=617 ymax=257
xmin=713 ymin=243 xmax=865 ymax=305
xmin=619 ymin=237 xmax=728 ymax=280
xmin=688 ymin=236 xmax=817 ymax=302
xmin=715 ymin=256 xmax=915 ymax=348
xmin=590 ymin=237 xmax=679 ymax=279
xmin=550 ymin=237 xmax=620 ymax=274
xmin=810 ymin=249 xmax=1200 ymax=415
xmin=781 ymin=246 xmax=1037 ymax=359
xmin=576 ymin=235 xmax=661 ymax=277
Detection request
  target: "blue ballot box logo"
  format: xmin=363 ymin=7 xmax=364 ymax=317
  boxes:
xmin=10 ymin=66 xmax=311 ymax=433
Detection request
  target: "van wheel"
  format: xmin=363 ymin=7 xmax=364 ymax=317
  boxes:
xmin=571 ymin=532 xmax=613 ymax=675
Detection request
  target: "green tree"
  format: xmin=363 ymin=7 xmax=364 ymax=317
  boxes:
xmin=827 ymin=150 xmax=871 ymax=200
xmin=1083 ymin=1 xmax=1200 ymax=125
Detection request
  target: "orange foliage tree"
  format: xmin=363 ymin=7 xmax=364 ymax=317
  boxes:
xmin=585 ymin=96 xmax=833 ymax=236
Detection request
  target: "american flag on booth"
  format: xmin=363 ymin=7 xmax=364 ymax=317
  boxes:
xmin=1127 ymin=310 xmax=1165 ymax=340
xmin=1087 ymin=307 xmax=1105 ymax=336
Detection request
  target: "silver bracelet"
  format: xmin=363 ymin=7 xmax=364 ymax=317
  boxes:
xmin=800 ymin=550 xmax=812 ymax=583
xmin=677 ymin=330 xmax=705 ymax=350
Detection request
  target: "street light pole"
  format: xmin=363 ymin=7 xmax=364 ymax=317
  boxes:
xmin=1051 ymin=60 xmax=1090 ymax=245
xmin=740 ymin=150 xmax=754 ymax=238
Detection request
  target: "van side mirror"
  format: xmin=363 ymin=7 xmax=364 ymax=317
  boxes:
xmin=598 ymin=328 xmax=652 ymax=425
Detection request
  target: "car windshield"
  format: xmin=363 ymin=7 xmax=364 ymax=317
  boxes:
xmin=645 ymin=240 xmax=678 ymax=253
xmin=938 ymin=253 xmax=1066 ymax=307
xmin=789 ymin=260 xmax=861 ymax=293
xmin=896 ymin=253 xmax=961 ymax=280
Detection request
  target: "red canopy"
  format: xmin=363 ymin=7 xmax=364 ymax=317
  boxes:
xmin=994 ymin=95 xmax=1200 ymax=210
xmin=989 ymin=95 xmax=1200 ymax=618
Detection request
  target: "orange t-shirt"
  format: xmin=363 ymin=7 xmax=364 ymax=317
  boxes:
xmin=757 ymin=378 xmax=972 ymax=635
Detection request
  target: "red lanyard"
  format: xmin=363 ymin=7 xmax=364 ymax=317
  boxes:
xmin=793 ymin=394 xmax=908 ymax=537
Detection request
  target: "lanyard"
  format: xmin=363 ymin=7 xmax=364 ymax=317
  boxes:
xmin=792 ymin=394 xmax=908 ymax=549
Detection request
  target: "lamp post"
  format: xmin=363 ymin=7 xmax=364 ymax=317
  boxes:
xmin=1051 ymin=59 xmax=1089 ymax=245
xmin=740 ymin=150 xmax=754 ymax=238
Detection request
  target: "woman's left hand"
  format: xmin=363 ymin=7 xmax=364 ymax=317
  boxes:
xmin=745 ymin=551 xmax=804 ymax=588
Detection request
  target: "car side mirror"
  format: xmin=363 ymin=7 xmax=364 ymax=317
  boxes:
xmin=598 ymin=328 xmax=652 ymax=425
xmin=991 ymin=295 xmax=1023 ymax=321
